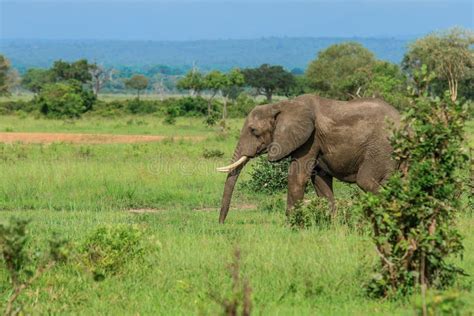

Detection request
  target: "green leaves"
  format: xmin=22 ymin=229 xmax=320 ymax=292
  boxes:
xmin=79 ymin=224 xmax=154 ymax=281
xmin=35 ymin=82 xmax=91 ymax=119
xmin=306 ymin=42 xmax=376 ymax=100
xmin=240 ymin=156 xmax=291 ymax=195
xmin=360 ymin=95 xmax=469 ymax=298
xmin=1 ymin=217 xmax=69 ymax=315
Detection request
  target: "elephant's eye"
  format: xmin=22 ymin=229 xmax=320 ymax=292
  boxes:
xmin=250 ymin=127 xmax=259 ymax=136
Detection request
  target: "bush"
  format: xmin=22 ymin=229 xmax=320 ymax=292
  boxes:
xmin=203 ymin=112 xmax=219 ymax=126
xmin=202 ymin=148 xmax=224 ymax=159
xmin=241 ymin=156 xmax=291 ymax=194
xmin=127 ymin=98 xmax=160 ymax=114
xmin=174 ymin=96 xmax=211 ymax=116
xmin=79 ymin=225 xmax=149 ymax=281
xmin=258 ymin=195 xmax=285 ymax=213
xmin=0 ymin=217 xmax=69 ymax=316
xmin=228 ymin=93 xmax=257 ymax=118
xmin=287 ymin=198 xmax=332 ymax=229
xmin=163 ymin=106 xmax=179 ymax=125
xmin=359 ymin=95 xmax=469 ymax=298
xmin=35 ymin=81 xmax=95 ymax=119
xmin=89 ymin=100 xmax=127 ymax=117
xmin=0 ymin=100 xmax=36 ymax=115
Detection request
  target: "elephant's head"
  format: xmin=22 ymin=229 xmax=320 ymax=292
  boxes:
xmin=217 ymin=98 xmax=315 ymax=223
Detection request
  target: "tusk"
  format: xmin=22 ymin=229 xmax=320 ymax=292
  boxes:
xmin=216 ymin=156 xmax=248 ymax=173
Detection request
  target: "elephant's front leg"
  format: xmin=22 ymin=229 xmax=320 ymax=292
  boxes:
xmin=286 ymin=155 xmax=317 ymax=216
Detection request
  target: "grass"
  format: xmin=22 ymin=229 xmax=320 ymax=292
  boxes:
xmin=0 ymin=115 xmax=244 ymax=136
xmin=0 ymin=115 xmax=473 ymax=315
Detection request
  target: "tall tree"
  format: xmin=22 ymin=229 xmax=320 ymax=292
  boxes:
xmin=0 ymin=55 xmax=12 ymax=95
xmin=221 ymin=69 xmax=245 ymax=120
xmin=176 ymin=69 xmax=205 ymax=96
xmin=124 ymin=74 xmax=149 ymax=100
xmin=364 ymin=61 xmax=410 ymax=110
xmin=203 ymin=70 xmax=226 ymax=117
xmin=242 ymin=64 xmax=294 ymax=102
xmin=21 ymin=69 xmax=54 ymax=94
xmin=402 ymin=27 xmax=474 ymax=101
xmin=306 ymin=42 xmax=376 ymax=100
xmin=50 ymin=59 xmax=93 ymax=84
xmin=89 ymin=64 xmax=113 ymax=96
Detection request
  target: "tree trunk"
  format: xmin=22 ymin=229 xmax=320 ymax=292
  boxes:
xmin=208 ymin=92 xmax=216 ymax=117
xmin=265 ymin=90 xmax=272 ymax=102
xmin=222 ymin=95 xmax=228 ymax=121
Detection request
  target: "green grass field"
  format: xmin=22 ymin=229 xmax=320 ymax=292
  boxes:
xmin=0 ymin=114 xmax=473 ymax=315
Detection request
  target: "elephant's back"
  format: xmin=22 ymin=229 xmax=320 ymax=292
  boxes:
xmin=345 ymin=98 xmax=401 ymax=124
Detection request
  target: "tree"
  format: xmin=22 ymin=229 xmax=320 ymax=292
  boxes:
xmin=306 ymin=42 xmax=376 ymax=100
xmin=21 ymin=68 xmax=54 ymax=94
xmin=242 ymin=64 xmax=295 ymax=102
xmin=203 ymin=70 xmax=227 ymax=117
xmin=50 ymin=59 xmax=93 ymax=84
xmin=221 ymin=69 xmax=245 ymax=120
xmin=124 ymin=74 xmax=149 ymax=99
xmin=402 ymin=28 xmax=474 ymax=101
xmin=89 ymin=64 xmax=113 ymax=96
xmin=364 ymin=61 xmax=410 ymax=110
xmin=0 ymin=55 xmax=12 ymax=95
xmin=176 ymin=69 xmax=205 ymax=96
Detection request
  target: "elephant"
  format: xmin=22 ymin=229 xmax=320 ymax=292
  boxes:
xmin=216 ymin=94 xmax=401 ymax=223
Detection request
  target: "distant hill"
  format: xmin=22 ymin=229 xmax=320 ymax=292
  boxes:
xmin=0 ymin=37 xmax=411 ymax=73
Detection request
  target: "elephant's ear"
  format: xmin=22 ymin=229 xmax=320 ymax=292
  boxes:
xmin=268 ymin=101 xmax=315 ymax=161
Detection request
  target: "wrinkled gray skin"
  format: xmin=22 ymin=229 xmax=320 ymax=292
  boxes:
xmin=219 ymin=94 xmax=401 ymax=223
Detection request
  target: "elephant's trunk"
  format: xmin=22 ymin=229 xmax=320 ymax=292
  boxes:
xmin=218 ymin=145 xmax=248 ymax=223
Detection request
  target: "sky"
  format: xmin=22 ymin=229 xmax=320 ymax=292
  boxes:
xmin=0 ymin=0 xmax=472 ymax=40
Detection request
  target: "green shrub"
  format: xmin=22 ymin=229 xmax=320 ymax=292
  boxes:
xmin=228 ymin=93 xmax=257 ymax=118
xmin=202 ymin=148 xmax=224 ymax=159
xmin=89 ymin=100 xmax=126 ymax=117
xmin=174 ymin=96 xmax=211 ymax=116
xmin=287 ymin=198 xmax=332 ymax=229
xmin=127 ymin=98 xmax=160 ymax=114
xmin=258 ymin=195 xmax=285 ymax=213
xmin=163 ymin=106 xmax=179 ymax=125
xmin=359 ymin=95 xmax=469 ymax=298
xmin=241 ymin=156 xmax=291 ymax=194
xmin=79 ymin=225 xmax=149 ymax=281
xmin=203 ymin=112 xmax=219 ymax=126
xmin=0 ymin=217 xmax=69 ymax=316
xmin=35 ymin=81 xmax=95 ymax=119
xmin=0 ymin=100 xmax=36 ymax=115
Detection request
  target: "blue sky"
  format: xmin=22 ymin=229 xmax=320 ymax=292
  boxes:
xmin=0 ymin=0 xmax=472 ymax=40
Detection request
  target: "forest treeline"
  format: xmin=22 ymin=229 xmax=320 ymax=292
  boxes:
xmin=0 ymin=28 xmax=472 ymax=122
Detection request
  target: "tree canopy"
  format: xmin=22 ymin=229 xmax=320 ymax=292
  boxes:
xmin=402 ymin=27 xmax=474 ymax=101
xmin=21 ymin=68 xmax=54 ymax=94
xmin=0 ymin=55 xmax=12 ymax=95
xmin=176 ymin=70 xmax=205 ymax=96
xmin=50 ymin=59 xmax=93 ymax=84
xmin=242 ymin=64 xmax=294 ymax=102
xmin=124 ymin=74 xmax=149 ymax=99
xmin=306 ymin=42 xmax=376 ymax=100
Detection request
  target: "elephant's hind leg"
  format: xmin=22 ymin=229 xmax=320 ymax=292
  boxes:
xmin=311 ymin=171 xmax=336 ymax=216
xmin=355 ymin=159 xmax=389 ymax=194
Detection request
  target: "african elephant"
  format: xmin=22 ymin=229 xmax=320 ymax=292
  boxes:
xmin=217 ymin=94 xmax=401 ymax=223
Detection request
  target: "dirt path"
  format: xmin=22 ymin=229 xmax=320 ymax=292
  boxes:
xmin=0 ymin=132 xmax=204 ymax=144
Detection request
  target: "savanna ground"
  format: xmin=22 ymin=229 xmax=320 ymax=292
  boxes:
xmin=0 ymin=111 xmax=473 ymax=315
